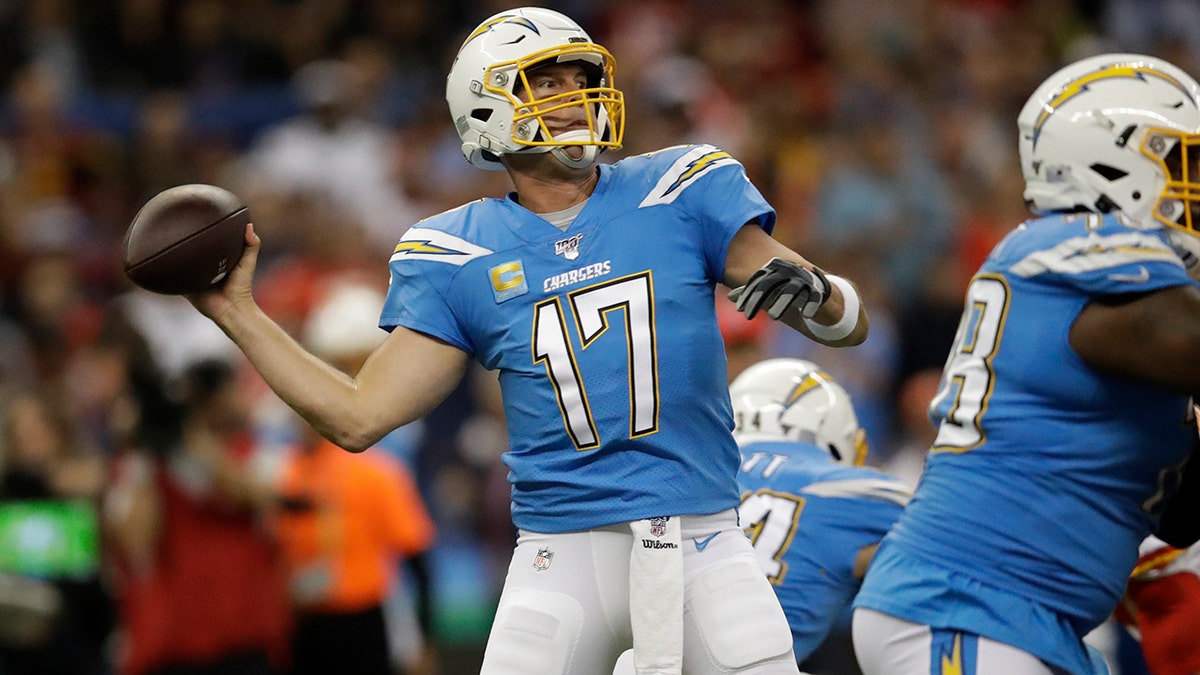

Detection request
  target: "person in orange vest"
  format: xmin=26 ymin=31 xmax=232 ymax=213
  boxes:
xmin=274 ymin=280 xmax=436 ymax=675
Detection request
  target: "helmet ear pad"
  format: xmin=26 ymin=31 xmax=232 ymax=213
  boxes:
xmin=456 ymin=108 xmax=510 ymax=171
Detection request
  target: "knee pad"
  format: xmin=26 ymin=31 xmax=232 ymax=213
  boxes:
xmin=686 ymin=553 xmax=795 ymax=670
xmin=480 ymin=590 xmax=584 ymax=674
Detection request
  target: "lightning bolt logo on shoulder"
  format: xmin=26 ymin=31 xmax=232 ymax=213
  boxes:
xmin=390 ymin=227 xmax=493 ymax=266
xmin=639 ymin=144 xmax=739 ymax=208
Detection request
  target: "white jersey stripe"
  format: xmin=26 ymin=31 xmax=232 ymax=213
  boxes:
xmin=801 ymin=478 xmax=913 ymax=506
xmin=1009 ymin=231 xmax=1182 ymax=277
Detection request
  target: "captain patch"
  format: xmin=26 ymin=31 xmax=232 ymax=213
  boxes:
xmin=489 ymin=261 xmax=528 ymax=303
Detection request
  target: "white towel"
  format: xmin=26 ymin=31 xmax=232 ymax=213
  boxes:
xmin=628 ymin=516 xmax=684 ymax=674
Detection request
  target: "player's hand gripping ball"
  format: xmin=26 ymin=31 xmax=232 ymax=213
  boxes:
xmin=122 ymin=184 xmax=249 ymax=295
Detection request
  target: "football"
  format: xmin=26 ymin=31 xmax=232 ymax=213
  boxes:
xmin=122 ymin=184 xmax=249 ymax=295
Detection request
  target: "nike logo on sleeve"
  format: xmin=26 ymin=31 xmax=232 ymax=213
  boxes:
xmin=1108 ymin=266 xmax=1150 ymax=283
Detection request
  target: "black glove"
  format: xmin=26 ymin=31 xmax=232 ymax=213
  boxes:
xmin=728 ymin=258 xmax=831 ymax=320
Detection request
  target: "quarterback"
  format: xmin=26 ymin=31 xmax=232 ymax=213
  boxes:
xmin=188 ymin=7 xmax=867 ymax=675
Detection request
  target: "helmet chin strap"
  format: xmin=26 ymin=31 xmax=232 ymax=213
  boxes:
xmin=549 ymin=129 xmax=601 ymax=168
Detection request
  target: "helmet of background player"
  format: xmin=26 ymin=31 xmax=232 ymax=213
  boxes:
xmin=445 ymin=6 xmax=625 ymax=171
xmin=729 ymin=358 xmax=868 ymax=466
xmin=302 ymin=281 xmax=386 ymax=365
xmin=1018 ymin=53 xmax=1200 ymax=245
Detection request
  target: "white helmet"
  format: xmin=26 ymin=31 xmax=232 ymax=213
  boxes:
xmin=729 ymin=358 xmax=868 ymax=466
xmin=1018 ymin=53 xmax=1200 ymax=239
xmin=445 ymin=7 xmax=625 ymax=171
xmin=302 ymin=281 xmax=386 ymax=362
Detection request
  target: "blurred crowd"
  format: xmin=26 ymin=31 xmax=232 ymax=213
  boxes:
xmin=0 ymin=0 xmax=1198 ymax=674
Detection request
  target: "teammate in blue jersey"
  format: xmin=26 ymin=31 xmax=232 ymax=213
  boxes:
xmin=731 ymin=358 xmax=910 ymax=664
xmin=851 ymin=52 xmax=1200 ymax=675
xmin=186 ymin=7 xmax=868 ymax=675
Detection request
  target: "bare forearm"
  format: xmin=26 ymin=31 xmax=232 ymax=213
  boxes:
xmin=184 ymin=225 xmax=427 ymax=450
xmin=211 ymin=294 xmax=470 ymax=451
xmin=215 ymin=299 xmax=387 ymax=450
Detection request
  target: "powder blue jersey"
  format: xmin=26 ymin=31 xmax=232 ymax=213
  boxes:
xmin=855 ymin=213 xmax=1198 ymax=675
xmin=738 ymin=442 xmax=910 ymax=661
xmin=380 ymin=145 xmax=774 ymax=533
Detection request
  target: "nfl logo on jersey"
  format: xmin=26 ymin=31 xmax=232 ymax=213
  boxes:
xmin=555 ymin=234 xmax=583 ymax=260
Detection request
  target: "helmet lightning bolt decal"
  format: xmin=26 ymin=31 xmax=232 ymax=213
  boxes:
xmin=783 ymin=374 xmax=823 ymax=408
xmin=461 ymin=16 xmax=540 ymax=47
xmin=1033 ymin=64 xmax=1193 ymax=148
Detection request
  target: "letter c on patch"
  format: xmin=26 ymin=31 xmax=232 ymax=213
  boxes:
xmin=489 ymin=260 xmax=529 ymax=303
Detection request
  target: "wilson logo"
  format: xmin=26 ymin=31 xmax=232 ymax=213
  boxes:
xmin=641 ymin=540 xmax=679 ymax=550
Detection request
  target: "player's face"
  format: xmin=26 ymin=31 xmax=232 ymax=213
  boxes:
xmin=515 ymin=63 xmax=593 ymax=135
xmin=1160 ymin=134 xmax=1200 ymax=231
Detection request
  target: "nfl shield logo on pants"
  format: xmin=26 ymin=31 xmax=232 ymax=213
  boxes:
xmin=649 ymin=516 xmax=669 ymax=538
xmin=533 ymin=547 xmax=554 ymax=571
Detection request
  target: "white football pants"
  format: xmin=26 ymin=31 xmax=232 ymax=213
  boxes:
xmin=479 ymin=508 xmax=798 ymax=675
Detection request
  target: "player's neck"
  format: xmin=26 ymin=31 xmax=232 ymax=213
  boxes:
xmin=506 ymin=154 xmax=600 ymax=214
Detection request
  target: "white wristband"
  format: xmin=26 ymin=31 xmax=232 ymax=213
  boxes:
xmin=802 ymin=274 xmax=860 ymax=341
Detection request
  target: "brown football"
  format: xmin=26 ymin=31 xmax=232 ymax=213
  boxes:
xmin=122 ymin=184 xmax=249 ymax=295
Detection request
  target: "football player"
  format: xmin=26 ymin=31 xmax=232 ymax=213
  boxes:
xmin=187 ymin=6 xmax=868 ymax=674
xmin=731 ymin=359 xmax=910 ymax=664
xmin=852 ymin=52 xmax=1200 ymax=675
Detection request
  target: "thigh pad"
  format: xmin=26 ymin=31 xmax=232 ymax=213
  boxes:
xmin=686 ymin=553 xmax=794 ymax=670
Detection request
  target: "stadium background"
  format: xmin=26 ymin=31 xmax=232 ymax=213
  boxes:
xmin=0 ymin=0 xmax=1193 ymax=673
